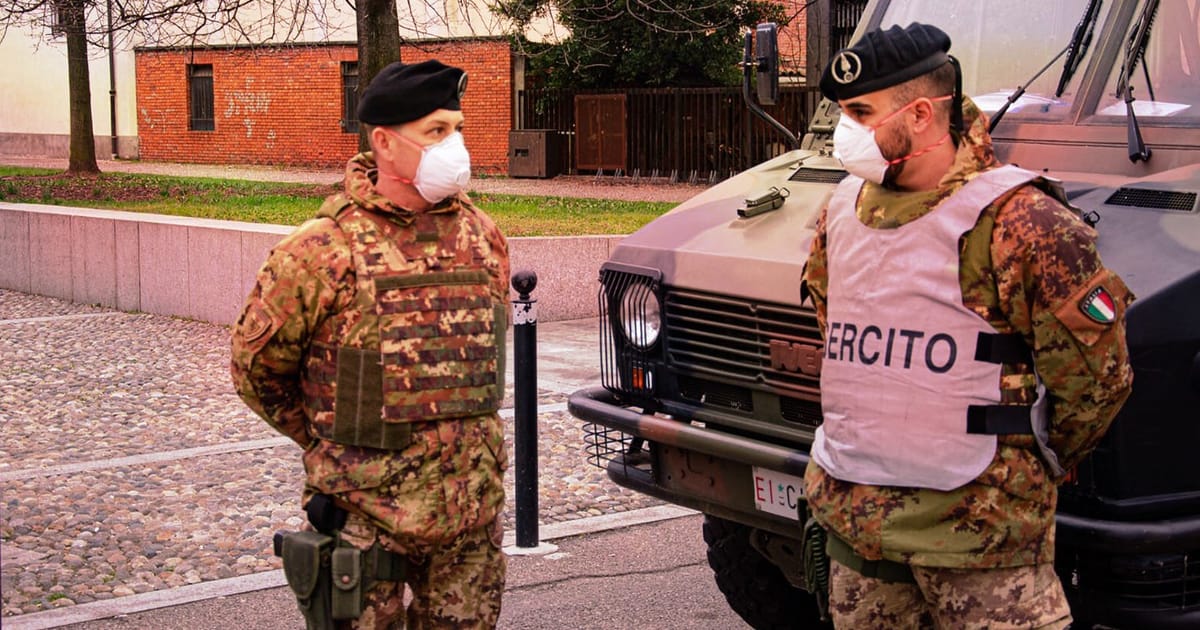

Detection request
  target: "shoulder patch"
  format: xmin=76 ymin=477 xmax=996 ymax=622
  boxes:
xmin=1053 ymin=269 xmax=1132 ymax=347
xmin=1079 ymin=286 xmax=1117 ymax=325
xmin=241 ymin=303 xmax=276 ymax=344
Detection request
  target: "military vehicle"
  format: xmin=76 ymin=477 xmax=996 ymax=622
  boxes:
xmin=567 ymin=0 xmax=1200 ymax=627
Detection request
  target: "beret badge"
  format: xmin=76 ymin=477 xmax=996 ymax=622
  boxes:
xmin=831 ymin=51 xmax=863 ymax=85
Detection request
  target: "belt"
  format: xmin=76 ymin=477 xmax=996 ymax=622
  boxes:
xmin=825 ymin=533 xmax=916 ymax=584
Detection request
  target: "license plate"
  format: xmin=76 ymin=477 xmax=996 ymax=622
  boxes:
xmin=752 ymin=466 xmax=806 ymax=520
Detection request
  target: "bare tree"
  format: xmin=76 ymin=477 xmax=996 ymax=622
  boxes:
xmin=61 ymin=0 xmax=98 ymax=173
xmin=355 ymin=0 xmax=401 ymax=152
xmin=2 ymin=0 xmax=505 ymax=174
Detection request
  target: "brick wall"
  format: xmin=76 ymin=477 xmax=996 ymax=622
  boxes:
xmin=135 ymin=39 xmax=512 ymax=172
xmin=777 ymin=0 xmax=808 ymax=77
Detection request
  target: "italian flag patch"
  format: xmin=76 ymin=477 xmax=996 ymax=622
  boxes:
xmin=1080 ymin=286 xmax=1117 ymax=324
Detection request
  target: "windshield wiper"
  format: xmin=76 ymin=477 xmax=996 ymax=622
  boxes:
xmin=989 ymin=0 xmax=1104 ymax=134
xmin=987 ymin=51 xmax=1068 ymax=134
xmin=1116 ymin=0 xmax=1160 ymax=163
xmin=1055 ymin=0 xmax=1103 ymax=97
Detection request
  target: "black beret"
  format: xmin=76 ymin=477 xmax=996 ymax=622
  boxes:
xmin=820 ymin=23 xmax=951 ymax=101
xmin=356 ymin=60 xmax=468 ymax=126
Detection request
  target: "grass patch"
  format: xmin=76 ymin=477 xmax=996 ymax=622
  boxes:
xmin=0 ymin=167 xmax=676 ymax=236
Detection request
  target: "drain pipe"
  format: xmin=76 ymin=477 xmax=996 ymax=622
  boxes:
xmin=106 ymin=0 xmax=117 ymax=157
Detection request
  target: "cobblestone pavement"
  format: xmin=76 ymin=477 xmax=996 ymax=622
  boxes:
xmin=0 ymin=289 xmax=662 ymax=618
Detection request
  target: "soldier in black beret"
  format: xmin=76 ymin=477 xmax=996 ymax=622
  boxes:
xmin=802 ymin=21 xmax=1130 ymax=629
xmin=357 ymin=59 xmax=468 ymax=127
xmin=817 ymin=22 xmax=963 ymax=190
xmin=233 ymin=56 xmax=511 ymax=629
xmin=354 ymin=59 xmax=475 ymax=208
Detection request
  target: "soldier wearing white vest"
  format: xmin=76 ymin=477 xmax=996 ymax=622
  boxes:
xmin=803 ymin=23 xmax=1134 ymax=629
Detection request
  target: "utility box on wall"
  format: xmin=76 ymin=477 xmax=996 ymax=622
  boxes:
xmin=508 ymin=129 xmax=561 ymax=178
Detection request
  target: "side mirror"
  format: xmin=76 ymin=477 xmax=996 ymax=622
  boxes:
xmin=755 ymin=23 xmax=780 ymax=106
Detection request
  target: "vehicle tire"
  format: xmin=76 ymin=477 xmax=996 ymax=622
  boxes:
xmin=702 ymin=514 xmax=830 ymax=630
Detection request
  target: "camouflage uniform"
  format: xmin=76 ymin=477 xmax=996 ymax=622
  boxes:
xmin=231 ymin=153 xmax=510 ymax=629
xmin=802 ymin=98 xmax=1133 ymax=626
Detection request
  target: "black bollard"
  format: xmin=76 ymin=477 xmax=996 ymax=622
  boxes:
xmin=511 ymin=270 xmax=539 ymax=548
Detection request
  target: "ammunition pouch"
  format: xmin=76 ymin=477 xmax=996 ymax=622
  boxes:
xmin=330 ymin=547 xmax=363 ymax=619
xmin=802 ymin=517 xmax=831 ymax=622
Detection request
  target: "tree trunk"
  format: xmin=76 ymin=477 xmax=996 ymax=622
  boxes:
xmin=61 ymin=0 xmax=99 ymax=174
xmin=356 ymin=0 xmax=402 ymax=153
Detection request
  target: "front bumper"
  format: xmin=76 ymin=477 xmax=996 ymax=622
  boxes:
xmin=570 ymin=386 xmax=810 ymax=537
xmin=569 ymin=385 xmax=1200 ymax=626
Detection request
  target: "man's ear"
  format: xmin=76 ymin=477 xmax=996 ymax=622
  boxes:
xmin=368 ymin=126 xmax=389 ymax=155
xmin=909 ymin=97 xmax=938 ymax=133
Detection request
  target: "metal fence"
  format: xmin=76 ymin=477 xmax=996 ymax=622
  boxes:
xmin=516 ymin=85 xmax=824 ymax=181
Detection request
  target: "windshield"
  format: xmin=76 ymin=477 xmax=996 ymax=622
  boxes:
xmin=1095 ymin=0 xmax=1200 ymax=122
xmin=879 ymin=0 xmax=1109 ymax=121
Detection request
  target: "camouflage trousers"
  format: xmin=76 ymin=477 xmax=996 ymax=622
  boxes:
xmin=334 ymin=512 xmax=507 ymax=630
xmin=828 ymin=559 xmax=1071 ymax=629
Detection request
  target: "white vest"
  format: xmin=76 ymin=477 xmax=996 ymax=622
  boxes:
xmin=811 ymin=165 xmax=1039 ymax=491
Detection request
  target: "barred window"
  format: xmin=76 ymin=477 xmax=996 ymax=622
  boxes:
xmin=189 ymin=64 xmax=214 ymax=131
xmin=341 ymin=62 xmax=359 ymax=133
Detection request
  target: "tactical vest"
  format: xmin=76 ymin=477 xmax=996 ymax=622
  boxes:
xmin=811 ymin=165 xmax=1052 ymax=491
xmin=301 ymin=196 xmax=504 ymax=450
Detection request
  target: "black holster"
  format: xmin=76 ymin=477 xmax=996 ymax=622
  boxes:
xmin=275 ymin=530 xmax=337 ymax=630
xmin=274 ymin=495 xmax=408 ymax=626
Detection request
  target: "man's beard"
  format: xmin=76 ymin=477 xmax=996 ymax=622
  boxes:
xmin=879 ymin=128 xmax=912 ymax=189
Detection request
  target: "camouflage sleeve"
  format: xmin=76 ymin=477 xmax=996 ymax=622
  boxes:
xmin=485 ymin=220 xmax=511 ymax=305
xmin=803 ymin=207 xmax=830 ymax=335
xmin=990 ymin=187 xmax=1135 ymax=473
xmin=230 ymin=219 xmax=353 ymax=447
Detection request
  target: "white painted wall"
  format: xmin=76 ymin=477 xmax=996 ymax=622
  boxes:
xmin=0 ymin=30 xmax=139 ymax=156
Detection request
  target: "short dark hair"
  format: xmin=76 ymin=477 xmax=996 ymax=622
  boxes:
xmin=890 ymin=61 xmax=958 ymax=128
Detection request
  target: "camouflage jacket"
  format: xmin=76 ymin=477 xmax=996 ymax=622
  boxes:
xmin=230 ymin=153 xmax=511 ymax=542
xmin=802 ymin=98 xmax=1134 ymax=569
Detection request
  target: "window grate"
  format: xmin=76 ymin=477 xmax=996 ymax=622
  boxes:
xmin=341 ymin=62 xmax=359 ymax=133
xmin=1104 ymin=188 xmax=1197 ymax=212
xmin=598 ymin=264 xmax=662 ymax=397
xmin=188 ymin=64 xmax=214 ymax=132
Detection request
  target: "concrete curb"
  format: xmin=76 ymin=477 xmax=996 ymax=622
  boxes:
xmin=0 ymin=202 xmax=623 ymax=324
xmin=3 ymin=505 xmax=696 ymax=630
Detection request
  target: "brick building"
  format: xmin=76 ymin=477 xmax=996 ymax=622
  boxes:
xmin=134 ymin=38 xmax=514 ymax=172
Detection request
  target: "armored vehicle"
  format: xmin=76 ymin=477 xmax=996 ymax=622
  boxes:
xmin=568 ymin=0 xmax=1200 ymax=627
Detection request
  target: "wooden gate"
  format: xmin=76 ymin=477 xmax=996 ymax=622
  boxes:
xmin=575 ymin=94 xmax=626 ymax=172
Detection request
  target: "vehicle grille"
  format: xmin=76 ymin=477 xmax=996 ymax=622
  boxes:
xmin=1068 ymin=550 xmax=1200 ymax=611
xmin=788 ymin=167 xmax=849 ymax=184
xmin=781 ymin=396 xmax=824 ymax=425
xmin=1104 ymin=188 xmax=1198 ymax=212
xmin=678 ymin=374 xmax=754 ymax=411
xmin=664 ymin=288 xmax=823 ymax=402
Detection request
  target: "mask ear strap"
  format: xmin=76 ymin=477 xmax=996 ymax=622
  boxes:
xmin=948 ymin=55 xmax=964 ymax=136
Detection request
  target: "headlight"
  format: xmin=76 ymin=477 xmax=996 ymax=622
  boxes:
xmin=619 ymin=283 xmax=661 ymax=349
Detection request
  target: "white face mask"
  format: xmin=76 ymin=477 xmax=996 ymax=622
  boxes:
xmin=832 ymin=115 xmax=890 ymax=184
xmin=832 ymin=95 xmax=955 ymax=185
xmin=411 ymin=131 xmax=472 ymax=203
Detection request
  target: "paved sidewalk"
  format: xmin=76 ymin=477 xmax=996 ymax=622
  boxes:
xmin=0 ymin=289 xmax=665 ymax=625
